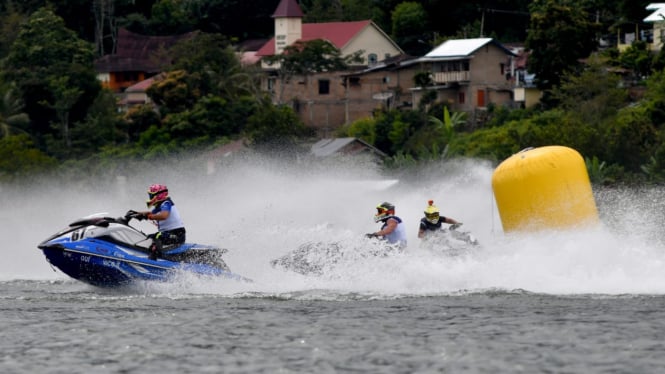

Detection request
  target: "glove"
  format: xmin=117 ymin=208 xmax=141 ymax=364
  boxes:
xmin=125 ymin=210 xmax=146 ymax=221
xmin=365 ymin=233 xmax=377 ymax=238
xmin=450 ymin=223 xmax=462 ymax=230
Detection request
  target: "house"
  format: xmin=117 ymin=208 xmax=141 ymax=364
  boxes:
xmin=311 ymin=137 xmax=386 ymax=159
xmin=117 ymin=74 xmax=161 ymax=111
xmin=338 ymin=54 xmax=420 ymax=122
xmin=236 ymin=38 xmax=270 ymax=66
xmin=94 ymin=28 xmax=196 ymax=92
xmin=643 ymin=3 xmax=665 ymax=51
xmin=507 ymin=45 xmax=541 ymax=109
xmin=409 ymin=38 xmax=517 ymax=114
xmin=256 ymin=0 xmax=404 ymax=132
xmin=256 ymin=0 xmax=403 ymax=68
xmin=617 ymin=3 xmax=664 ymax=52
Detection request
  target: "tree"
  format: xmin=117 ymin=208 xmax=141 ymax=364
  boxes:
xmin=0 ymin=1 xmax=27 ymax=58
xmin=93 ymin=0 xmax=118 ymax=56
xmin=265 ymin=39 xmax=363 ymax=104
xmin=41 ymin=76 xmax=83 ymax=148
xmin=245 ymin=103 xmax=307 ymax=145
xmin=391 ymin=2 xmax=429 ymax=56
xmin=149 ymin=0 xmax=196 ymax=35
xmin=0 ymin=82 xmax=29 ymax=137
xmin=2 ymin=7 xmax=100 ymax=153
xmin=525 ymin=0 xmax=599 ymax=91
xmin=0 ymin=134 xmax=56 ymax=181
xmin=303 ymin=0 xmax=343 ymax=22
xmin=169 ymin=33 xmax=261 ymax=101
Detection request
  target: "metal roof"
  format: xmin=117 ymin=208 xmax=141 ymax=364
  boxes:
xmin=425 ymin=38 xmax=493 ymax=58
xmin=311 ymin=137 xmax=386 ymax=158
xmin=645 ymin=3 xmax=665 ymax=22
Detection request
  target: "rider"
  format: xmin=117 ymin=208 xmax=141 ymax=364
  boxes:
xmin=418 ymin=200 xmax=460 ymax=239
xmin=135 ymin=184 xmax=186 ymax=260
xmin=367 ymin=202 xmax=407 ymax=248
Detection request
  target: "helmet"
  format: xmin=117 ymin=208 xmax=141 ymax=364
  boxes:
xmin=146 ymin=184 xmax=169 ymax=207
xmin=424 ymin=200 xmax=440 ymax=224
xmin=374 ymin=202 xmax=395 ymax=222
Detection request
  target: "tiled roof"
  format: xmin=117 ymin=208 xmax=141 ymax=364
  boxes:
xmin=125 ymin=75 xmax=161 ymax=92
xmin=94 ymin=28 xmax=196 ymax=73
xmin=256 ymin=20 xmax=371 ymax=56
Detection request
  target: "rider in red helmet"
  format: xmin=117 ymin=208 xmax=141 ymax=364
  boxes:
xmin=134 ymin=184 xmax=186 ymax=260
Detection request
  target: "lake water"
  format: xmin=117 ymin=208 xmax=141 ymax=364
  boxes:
xmin=3 ymin=156 xmax=665 ymax=373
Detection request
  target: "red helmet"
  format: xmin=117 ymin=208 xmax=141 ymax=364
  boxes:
xmin=147 ymin=184 xmax=169 ymax=207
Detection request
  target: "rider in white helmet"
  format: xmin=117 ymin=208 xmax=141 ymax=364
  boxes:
xmin=367 ymin=202 xmax=407 ymax=248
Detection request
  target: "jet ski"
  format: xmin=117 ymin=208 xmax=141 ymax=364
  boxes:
xmin=419 ymin=223 xmax=479 ymax=256
xmin=38 ymin=212 xmax=249 ymax=287
xmin=271 ymin=237 xmax=403 ymax=276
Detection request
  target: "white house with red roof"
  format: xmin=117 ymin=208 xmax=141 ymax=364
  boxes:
xmin=256 ymin=0 xmax=403 ymax=69
xmin=255 ymin=0 xmax=405 ymax=133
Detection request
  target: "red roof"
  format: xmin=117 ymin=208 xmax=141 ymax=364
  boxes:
xmin=125 ymin=75 xmax=162 ymax=92
xmin=256 ymin=20 xmax=371 ymax=56
xmin=272 ymin=0 xmax=303 ymax=18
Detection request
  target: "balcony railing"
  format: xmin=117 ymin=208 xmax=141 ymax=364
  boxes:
xmin=432 ymin=71 xmax=470 ymax=84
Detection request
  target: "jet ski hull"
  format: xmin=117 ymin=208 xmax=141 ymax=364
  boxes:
xmin=37 ymin=214 xmax=249 ymax=287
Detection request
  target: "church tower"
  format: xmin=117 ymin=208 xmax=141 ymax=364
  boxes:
xmin=272 ymin=0 xmax=303 ymax=55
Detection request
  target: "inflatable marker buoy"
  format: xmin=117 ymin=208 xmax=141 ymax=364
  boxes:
xmin=491 ymin=146 xmax=598 ymax=233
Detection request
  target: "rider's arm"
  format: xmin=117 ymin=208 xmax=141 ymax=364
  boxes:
xmin=443 ymin=216 xmax=459 ymax=224
xmin=375 ymin=218 xmax=398 ymax=237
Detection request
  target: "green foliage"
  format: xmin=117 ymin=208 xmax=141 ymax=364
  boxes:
xmin=342 ymin=117 xmax=376 ymax=144
xmin=600 ymin=104 xmax=659 ymax=172
xmin=413 ymin=71 xmax=433 ymax=87
xmin=2 ymin=7 xmax=100 ymax=154
xmin=525 ymin=0 xmax=599 ymax=91
xmin=618 ymin=40 xmax=653 ymax=79
xmin=0 ymin=2 xmax=25 ymax=58
xmin=67 ymin=89 xmax=128 ymax=157
xmin=391 ymin=1 xmax=429 ymax=55
xmin=266 ymin=38 xmax=363 ymax=104
xmin=245 ymin=103 xmax=306 ymax=145
xmin=123 ymin=104 xmax=160 ymax=141
xmin=147 ymin=70 xmax=201 ymax=114
xmin=0 ymin=134 xmax=56 ymax=181
xmin=149 ymin=0 xmax=196 ymax=35
xmin=549 ymin=57 xmax=628 ymax=124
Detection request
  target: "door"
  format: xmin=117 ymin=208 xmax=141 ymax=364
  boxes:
xmin=477 ymin=89 xmax=485 ymax=107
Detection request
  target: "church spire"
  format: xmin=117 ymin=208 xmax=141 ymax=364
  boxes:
xmin=272 ymin=0 xmax=303 ymax=18
xmin=272 ymin=0 xmax=303 ymax=55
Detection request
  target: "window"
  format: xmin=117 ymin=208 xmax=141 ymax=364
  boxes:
xmin=318 ymin=79 xmax=330 ymax=95
xmin=458 ymin=92 xmax=465 ymax=104
xmin=368 ymin=53 xmax=378 ymax=65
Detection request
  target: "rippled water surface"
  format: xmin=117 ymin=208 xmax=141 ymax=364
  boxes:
xmin=3 ymin=280 xmax=665 ymax=374
xmin=4 ymin=156 xmax=665 ymax=373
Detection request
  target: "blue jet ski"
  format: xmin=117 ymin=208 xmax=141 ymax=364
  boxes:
xmin=38 ymin=212 xmax=249 ymax=287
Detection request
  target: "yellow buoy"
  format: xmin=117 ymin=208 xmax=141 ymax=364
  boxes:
xmin=491 ymin=146 xmax=598 ymax=233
